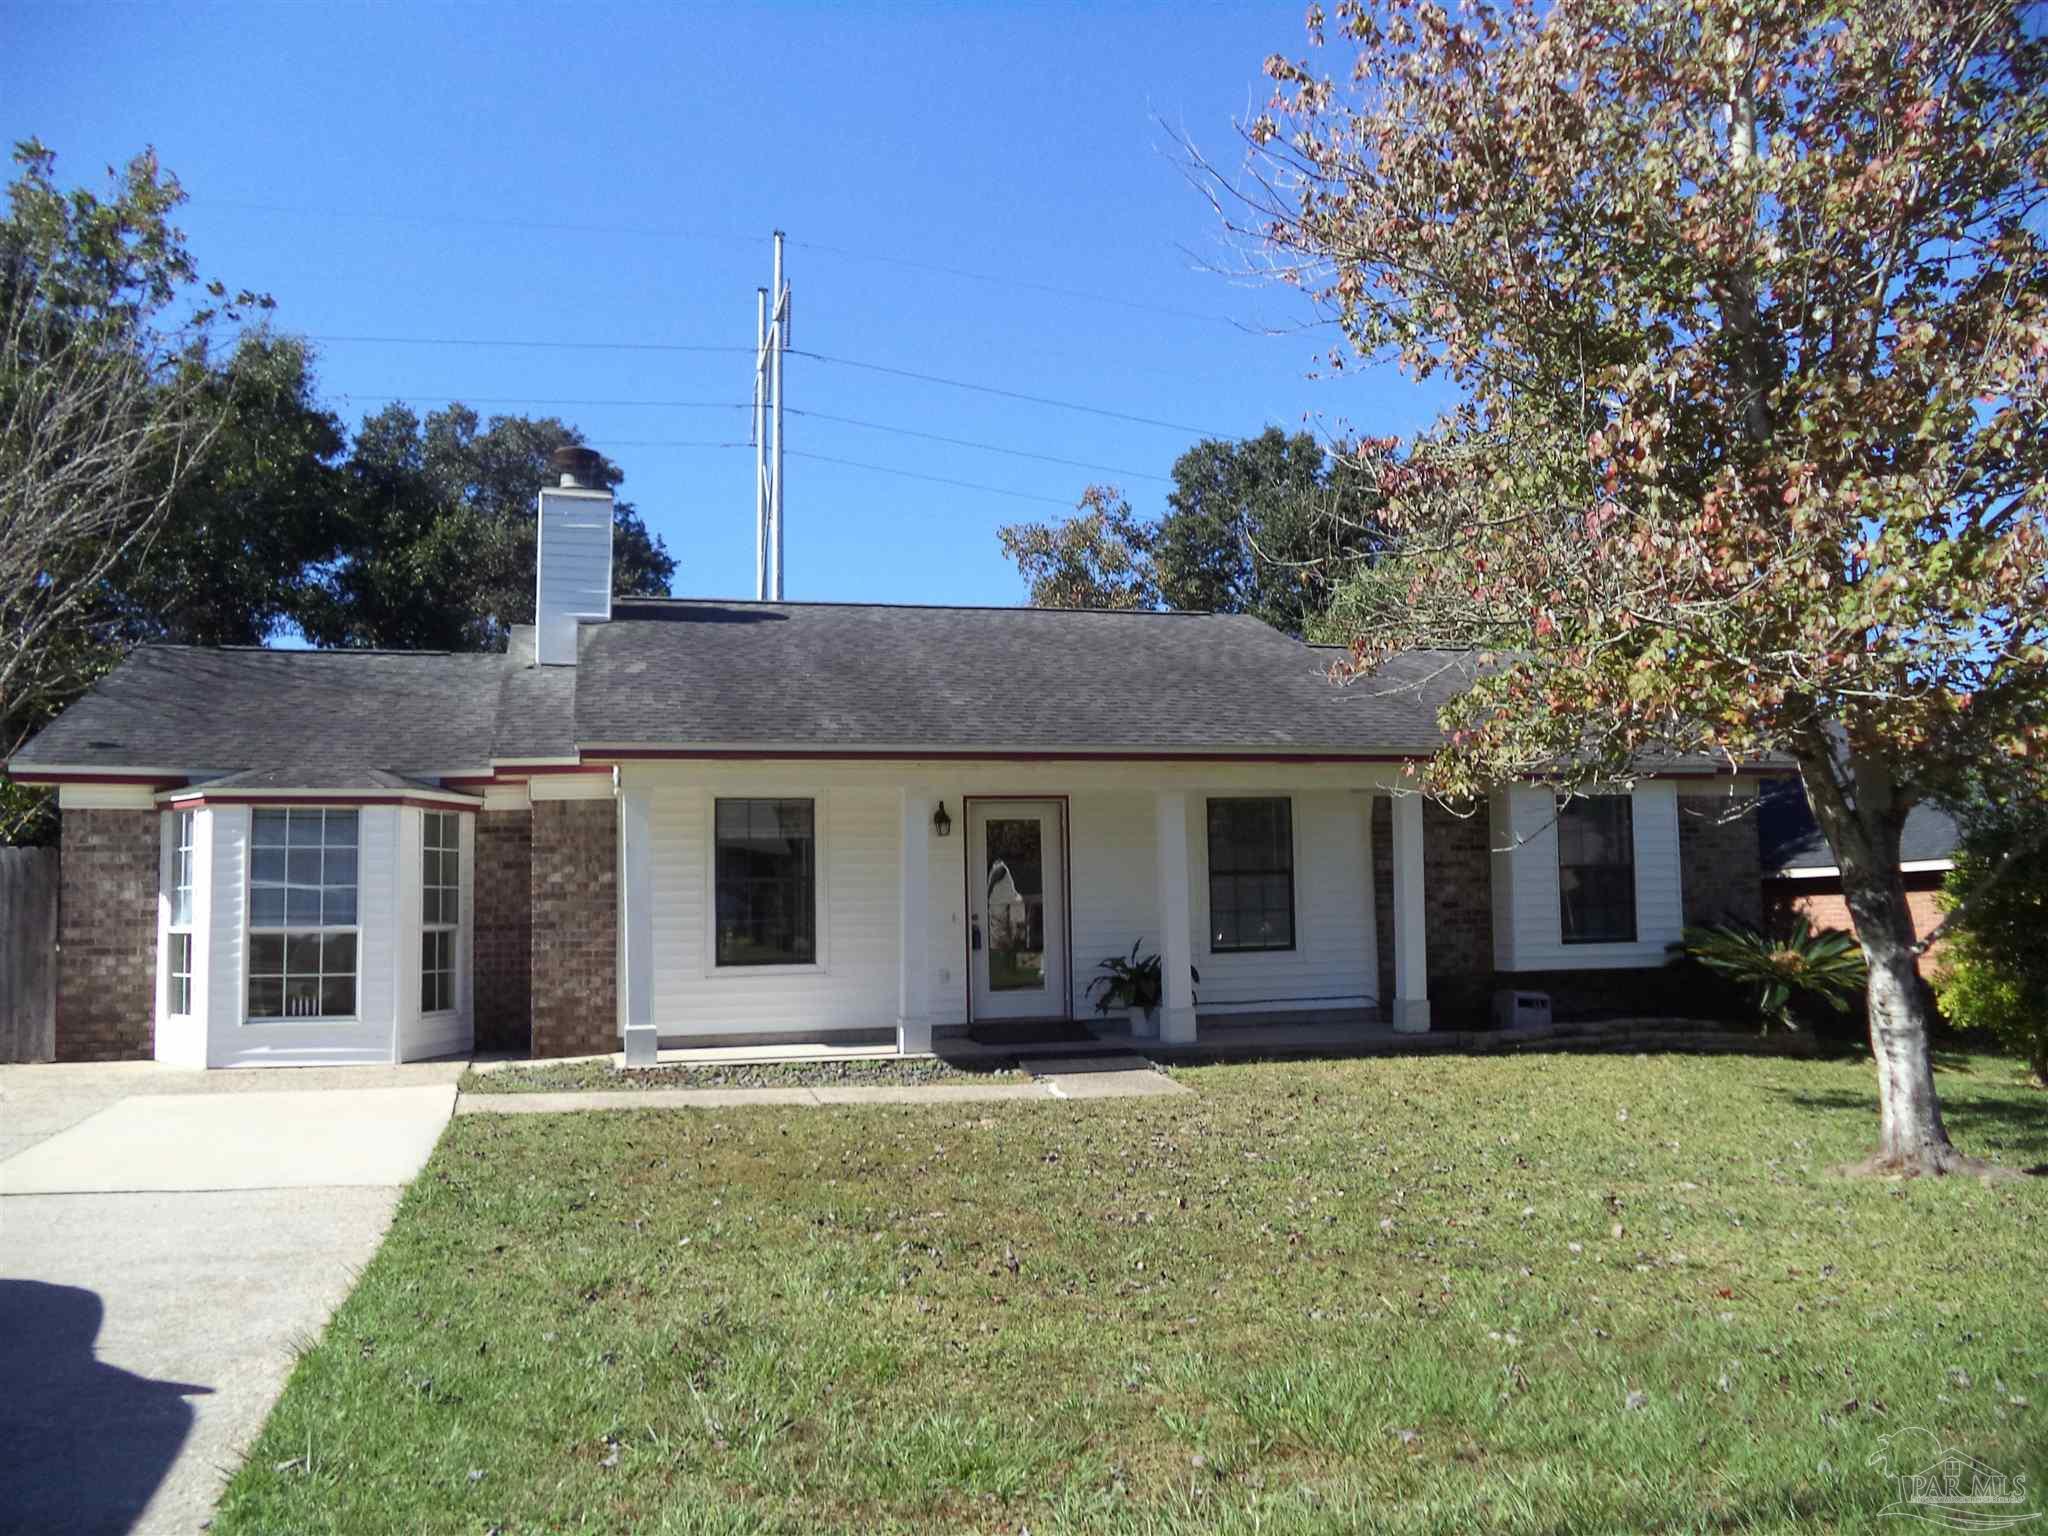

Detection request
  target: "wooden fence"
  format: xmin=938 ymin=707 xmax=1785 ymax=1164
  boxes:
xmin=1 ymin=847 xmax=58 ymax=1062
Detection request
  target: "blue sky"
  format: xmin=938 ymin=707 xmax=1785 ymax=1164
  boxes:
xmin=2 ymin=2 xmax=1449 ymax=608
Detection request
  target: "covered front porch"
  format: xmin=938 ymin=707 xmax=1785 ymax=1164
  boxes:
xmin=613 ymin=757 xmax=1439 ymax=1066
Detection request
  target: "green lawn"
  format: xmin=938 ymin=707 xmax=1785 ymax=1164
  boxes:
xmin=215 ymin=1051 xmax=2047 ymax=1535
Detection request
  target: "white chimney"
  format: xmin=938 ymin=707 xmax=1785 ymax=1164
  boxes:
xmin=535 ymin=446 xmax=613 ymax=666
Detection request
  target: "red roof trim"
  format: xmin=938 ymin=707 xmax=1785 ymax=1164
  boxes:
xmin=587 ymin=748 xmax=1427 ymax=765
xmin=6 ymin=770 xmax=186 ymax=788
xmin=442 ymin=763 xmax=610 ymax=787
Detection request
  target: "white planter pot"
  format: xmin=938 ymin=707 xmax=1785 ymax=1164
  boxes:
xmin=1127 ymin=1005 xmax=1159 ymax=1039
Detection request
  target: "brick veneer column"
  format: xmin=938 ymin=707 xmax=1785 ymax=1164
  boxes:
xmin=529 ymin=797 xmax=619 ymax=1058
xmin=473 ymin=807 xmax=533 ymax=1053
xmin=56 ymin=808 xmax=160 ymax=1062
xmin=1678 ymin=794 xmax=1763 ymax=929
xmin=1373 ymin=797 xmax=1494 ymax=1026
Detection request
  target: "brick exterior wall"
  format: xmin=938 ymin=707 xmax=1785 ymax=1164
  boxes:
xmin=1678 ymin=794 xmax=1763 ymax=929
xmin=56 ymin=808 xmax=159 ymax=1062
xmin=529 ymin=797 xmax=618 ymax=1058
xmin=473 ymin=808 xmax=533 ymax=1053
xmin=1370 ymin=790 xmax=1770 ymax=1027
xmin=1764 ymin=872 xmax=1948 ymax=975
xmin=1373 ymin=798 xmax=1496 ymax=1027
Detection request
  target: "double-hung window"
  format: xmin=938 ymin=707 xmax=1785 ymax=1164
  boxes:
xmin=1558 ymin=794 xmax=1637 ymax=944
xmin=247 ymin=808 xmax=358 ymax=1020
xmin=1206 ymin=797 xmax=1296 ymax=952
xmin=167 ymin=810 xmax=195 ymax=1017
xmin=421 ymin=811 xmax=460 ymax=1013
xmin=714 ymin=798 xmax=816 ymax=967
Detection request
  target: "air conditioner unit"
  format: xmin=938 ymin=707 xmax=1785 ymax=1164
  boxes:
xmin=1493 ymin=989 xmax=1552 ymax=1030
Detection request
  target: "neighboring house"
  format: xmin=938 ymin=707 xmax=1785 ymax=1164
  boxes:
xmin=1758 ymin=776 xmax=1959 ymax=970
xmin=7 ymin=449 xmax=1770 ymax=1069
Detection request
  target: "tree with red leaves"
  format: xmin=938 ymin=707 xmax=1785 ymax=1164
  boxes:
xmin=1223 ymin=0 xmax=2047 ymax=1174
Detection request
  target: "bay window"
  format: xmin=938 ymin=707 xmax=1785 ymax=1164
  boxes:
xmin=247 ymin=807 xmax=358 ymax=1020
xmin=421 ymin=810 xmax=459 ymax=1013
xmin=167 ymin=810 xmax=194 ymax=1017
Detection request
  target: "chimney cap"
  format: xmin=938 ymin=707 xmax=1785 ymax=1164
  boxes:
xmin=549 ymin=445 xmax=607 ymax=490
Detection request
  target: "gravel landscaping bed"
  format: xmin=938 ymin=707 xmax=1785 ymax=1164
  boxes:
xmin=462 ymin=1054 xmax=1025 ymax=1094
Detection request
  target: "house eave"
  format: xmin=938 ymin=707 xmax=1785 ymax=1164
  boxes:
xmin=1766 ymin=858 xmax=1956 ymax=880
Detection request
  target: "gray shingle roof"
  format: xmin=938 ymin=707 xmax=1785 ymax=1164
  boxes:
xmin=1759 ymin=776 xmax=1960 ymax=872
xmin=11 ymin=600 xmax=1798 ymax=779
xmin=10 ymin=646 xmax=512 ymax=775
xmin=575 ymin=600 xmax=1452 ymax=753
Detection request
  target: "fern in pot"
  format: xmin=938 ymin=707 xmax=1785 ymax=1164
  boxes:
xmin=1087 ymin=941 xmax=1198 ymax=1039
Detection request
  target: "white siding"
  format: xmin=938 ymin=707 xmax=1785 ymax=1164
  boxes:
xmin=1065 ymin=790 xmax=1163 ymax=1019
xmin=1491 ymin=782 xmax=1683 ymax=971
xmin=535 ymin=486 xmax=612 ymax=665
xmin=647 ymin=781 xmax=899 ymax=1034
xmin=1189 ymin=790 xmax=1376 ymax=1012
xmin=630 ymin=760 xmax=1402 ymax=1040
xmin=208 ymin=804 xmax=401 ymax=1067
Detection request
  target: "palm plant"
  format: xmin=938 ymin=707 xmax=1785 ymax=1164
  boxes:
xmin=1677 ymin=918 xmax=1867 ymax=1032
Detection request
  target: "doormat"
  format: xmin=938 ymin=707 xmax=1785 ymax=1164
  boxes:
xmin=966 ymin=1020 xmax=1098 ymax=1046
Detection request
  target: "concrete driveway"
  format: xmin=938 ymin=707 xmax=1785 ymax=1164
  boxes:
xmin=0 ymin=1061 xmax=461 ymax=1535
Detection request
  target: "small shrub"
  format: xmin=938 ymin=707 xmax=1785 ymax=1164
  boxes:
xmin=1934 ymin=808 xmax=2048 ymax=1085
xmin=1676 ymin=919 xmax=1867 ymax=1032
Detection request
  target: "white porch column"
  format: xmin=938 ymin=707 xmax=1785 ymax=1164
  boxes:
xmin=618 ymin=777 xmax=657 ymax=1066
xmin=1389 ymin=790 xmax=1431 ymax=1033
xmin=897 ymin=788 xmax=933 ymax=1055
xmin=1155 ymin=791 xmax=1198 ymax=1045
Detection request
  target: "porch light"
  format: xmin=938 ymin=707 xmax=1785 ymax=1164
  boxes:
xmin=932 ymin=801 xmax=953 ymax=838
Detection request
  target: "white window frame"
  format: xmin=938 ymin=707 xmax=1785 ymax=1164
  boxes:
xmin=243 ymin=806 xmax=362 ymax=1024
xmin=702 ymin=792 xmax=830 ymax=976
xmin=1202 ymin=794 xmax=1301 ymax=956
xmin=166 ymin=809 xmax=195 ymax=1017
xmin=420 ymin=809 xmax=460 ymax=1015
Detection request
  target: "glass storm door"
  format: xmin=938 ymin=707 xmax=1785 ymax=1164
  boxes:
xmin=968 ymin=801 xmax=1067 ymax=1022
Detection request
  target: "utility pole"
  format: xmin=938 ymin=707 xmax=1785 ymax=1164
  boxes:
xmin=751 ymin=231 xmax=790 ymax=601
xmin=753 ymin=284 xmax=768 ymax=600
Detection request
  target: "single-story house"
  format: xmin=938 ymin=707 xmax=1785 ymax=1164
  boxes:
xmin=7 ymin=450 xmax=1770 ymax=1069
xmin=1759 ymin=778 xmax=1959 ymax=971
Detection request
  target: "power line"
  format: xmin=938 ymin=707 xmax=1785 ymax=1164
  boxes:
xmin=587 ymin=439 xmax=751 ymax=450
xmin=308 ymin=334 xmax=751 ymax=354
xmin=200 ymin=198 xmax=756 ymax=246
xmin=787 ymin=450 xmax=1075 ymax=508
xmin=791 ymin=351 xmax=1224 ymax=436
xmin=789 ymin=408 xmax=1171 ymax=483
xmin=303 ymin=333 xmax=1219 ymax=436
xmin=790 ymin=238 xmax=1241 ymax=328
xmin=197 ymin=198 xmax=1246 ymax=329
xmin=337 ymin=394 xmax=748 ymax=410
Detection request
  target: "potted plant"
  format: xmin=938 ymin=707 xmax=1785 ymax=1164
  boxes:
xmin=1087 ymin=941 xmax=1198 ymax=1038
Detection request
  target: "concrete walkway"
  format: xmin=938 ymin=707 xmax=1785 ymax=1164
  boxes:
xmin=457 ymin=1053 xmax=1188 ymax=1115
xmin=0 ymin=1062 xmax=460 ymax=1536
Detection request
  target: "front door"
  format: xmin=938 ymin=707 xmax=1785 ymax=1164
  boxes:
xmin=968 ymin=800 xmax=1067 ymax=1022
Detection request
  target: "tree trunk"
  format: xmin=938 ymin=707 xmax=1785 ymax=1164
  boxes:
xmin=1797 ymin=745 xmax=1986 ymax=1176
